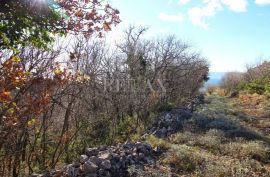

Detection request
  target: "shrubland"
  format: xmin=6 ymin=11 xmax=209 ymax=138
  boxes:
xmin=0 ymin=2 xmax=209 ymax=175
xmin=2 ymin=1 xmax=270 ymax=177
xmin=220 ymin=61 xmax=270 ymax=95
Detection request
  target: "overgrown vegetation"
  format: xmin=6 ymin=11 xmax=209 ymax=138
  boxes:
xmin=6 ymin=1 xmax=270 ymax=177
xmin=220 ymin=61 xmax=270 ymax=95
xmin=0 ymin=2 xmax=209 ymax=176
xmin=238 ymin=77 xmax=270 ymax=94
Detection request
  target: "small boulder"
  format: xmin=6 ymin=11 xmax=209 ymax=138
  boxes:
xmin=82 ymin=160 xmax=98 ymax=174
xmin=86 ymin=148 xmax=98 ymax=157
xmin=153 ymin=127 xmax=167 ymax=138
xmin=100 ymin=160 xmax=111 ymax=170
xmin=99 ymin=145 xmax=107 ymax=151
xmin=98 ymin=169 xmax=111 ymax=177
xmin=73 ymin=161 xmax=80 ymax=168
xmin=65 ymin=164 xmax=79 ymax=177
xmin=99 ymin=150 xmax=112 ymax=160
xmin=80 ymin=154 xmax=88 ymax=163
xmin=138 ymin=153 xmax=145 ymax=160
xmin=89 ymin=156 xmax=102 ymax=166
xmin=136 ymin=145 xmax=147 ymax=154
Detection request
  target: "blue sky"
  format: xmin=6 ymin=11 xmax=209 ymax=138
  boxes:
xmin=108 ymin=0 xmax=270 ymax=72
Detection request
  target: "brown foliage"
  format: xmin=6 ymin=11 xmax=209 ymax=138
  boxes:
xmin=220 ymin=72 xmax=243 ymax=94
xmin=57 ymin=0 xmax=121 ymax=37
xmin=0 ymin=27 xmax=209 ymax=176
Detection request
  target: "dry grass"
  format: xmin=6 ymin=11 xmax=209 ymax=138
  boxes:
xmin=134 ymin=95 xmax=270 ymax=176
xmin=146 ymin=135 xmax=171 ymax=150
xmin=232 ymin=93 xmax=270 ymax=136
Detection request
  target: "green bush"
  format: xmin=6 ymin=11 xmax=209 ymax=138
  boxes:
xmin=115 ymin=116 xmax=140 ymax=142
xmin=237 ymin=77 xmax=270 ymax=94
xmin=163 ymin=145 xmax=203 ymax=172
xmin=265 ymin=84 xmax=270 ymax=93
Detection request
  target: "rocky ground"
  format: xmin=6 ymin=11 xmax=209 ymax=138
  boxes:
xmin=34 ymin=94 xmax=270 ymax=177
xmin=37 ymin=141 xmax=157 ymax=177
xmin=141 ymin=95 xmax=270 ymax=176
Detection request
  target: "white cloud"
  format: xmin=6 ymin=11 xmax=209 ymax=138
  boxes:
xmin=188 ymin=0 xmax=248 ymax=29
xmin=188 ymin=8 xmax=208 ymax=29
xmin=221 ymin=0 xmax=248 ymax=12
xmin=255 ymin=0 xmax=270 ymax=5
xmin=159 ymin=12 xmax=184 ymax=23
xmin=179 ymin=0 xmax=191 ymax=5
xmin=188 ymin=0 xmax=222 ymax=29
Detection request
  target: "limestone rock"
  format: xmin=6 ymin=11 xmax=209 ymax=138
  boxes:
xmin=98 ymin=150 xmax=112 ymax=160
xmin=86 ymin=148 xmax=98 ymax=157
xmin=89 ymin=156 xmax=102 ymax=166
xmin=100 ymin=160 xmax=111 ymax=170
xmin=80 ymin=154 xmax=88 ymax=163
xmin=82 ymin=160 xmax=98 ymax=174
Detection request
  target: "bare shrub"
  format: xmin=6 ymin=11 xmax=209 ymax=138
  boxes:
xmin=0 ymin=26 xmax=209 ymax=176
xmin=220 ymin=72 xmax=243 ymax=94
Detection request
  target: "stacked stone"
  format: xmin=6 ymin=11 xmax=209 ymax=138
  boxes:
xmin=34 ymin=142 xmax=156 ymax=177
xmin=149 ymin=94 xmax=204 ymax=138
xmin=150 ymin=108 xmax=192 ymax=138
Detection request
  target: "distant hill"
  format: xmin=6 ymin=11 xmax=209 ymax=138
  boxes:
xmin=206 ymin=72 xmax=225 ymax=86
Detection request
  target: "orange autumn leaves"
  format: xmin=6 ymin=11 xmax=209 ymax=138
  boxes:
xmin=0 ymin=56 xmax=63 ymax=130
xmin=57 ymin=0 xmax=120 ymax=38
xmin=0 ymin=91 xmax=11 ymax=103
xmin=0 ymin=56 xmax=27 ymax=103
xmin=0 ymin=55 xmax=91 ymax=129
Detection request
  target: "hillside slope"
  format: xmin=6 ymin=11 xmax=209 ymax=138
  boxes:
xmin=139 ymin=95 xmax=270 ymax=177
xmin=35 ymin=95 xmax=270 ymax=177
